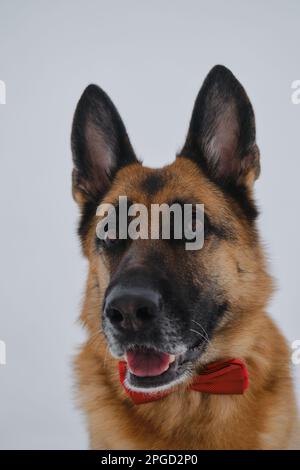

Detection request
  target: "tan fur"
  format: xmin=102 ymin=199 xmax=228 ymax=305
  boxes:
xmin=75 ymin=158 xmax=299 ymax=449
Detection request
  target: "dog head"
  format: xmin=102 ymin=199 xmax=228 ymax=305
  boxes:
xmin=71 ymin=66 xmax=271 ymax=392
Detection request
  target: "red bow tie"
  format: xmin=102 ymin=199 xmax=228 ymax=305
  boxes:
xmin=119 ymin=359 xmax=249 ymax=404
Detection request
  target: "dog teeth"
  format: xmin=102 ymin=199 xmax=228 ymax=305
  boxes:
xmin=124 ymin=352 xmax=176 ymax=364
xmin=169 ymin=354 xmax=176 ymax=363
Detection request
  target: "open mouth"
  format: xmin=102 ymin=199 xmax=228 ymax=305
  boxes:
xmin=124 ymin=346 xmax=203 ymax=392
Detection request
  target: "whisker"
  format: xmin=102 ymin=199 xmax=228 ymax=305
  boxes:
xmin=103 ymin=344 xmax=109 ymax=367
xmin=189 ymin=327 xmax=217 ymax=355
xmin=89 ymin=329 xmax=105 ymax=341
xmin=191 ymin=319 xmax=210 ymax=341
xmin=190 ymin=328 xmax=209 ymax=344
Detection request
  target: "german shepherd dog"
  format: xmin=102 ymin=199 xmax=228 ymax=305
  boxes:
xmin=71 ymin=65 xmax=299 ymax=449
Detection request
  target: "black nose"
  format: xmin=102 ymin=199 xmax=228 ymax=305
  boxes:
xmin=104 ymin=287 xmax=161 ymax=332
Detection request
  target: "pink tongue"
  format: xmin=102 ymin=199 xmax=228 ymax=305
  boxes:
xmin=126 ymin=349 xmax=171 ymax=377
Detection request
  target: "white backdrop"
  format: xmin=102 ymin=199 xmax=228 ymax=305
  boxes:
xmin=0 ymin=0 xmax=299 ymax=449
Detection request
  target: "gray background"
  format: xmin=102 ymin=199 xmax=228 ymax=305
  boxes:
xmin=0 ymin=0 xmax=299 ymax=450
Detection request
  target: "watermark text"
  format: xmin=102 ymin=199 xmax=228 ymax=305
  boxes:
xmin=0 ymin=80 xmax=6 ymax=104
xmin=0 ymin=340 xmax=6 ymax=365
xmin=291 ymin=80 xmax=300 ymax=104
xmin=292 ymin=339 xmax=300 ymax=365
xmin=96 ymin=196 xmax=204 ymax=251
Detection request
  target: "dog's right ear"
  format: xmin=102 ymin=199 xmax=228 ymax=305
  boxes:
xmin=71 ymin=85 xmax=138 ymax=206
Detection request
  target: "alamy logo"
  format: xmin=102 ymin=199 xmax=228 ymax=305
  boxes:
xmin=292 ymin=340 xmax=300 ymax=365
xmin=0 ymin=80 xmax=6 ymax=104
xmin=0 ymin=340 xmax=6 ymax=365
xmin=291 ymin=80 xmax=300 ymax=104
xmin=96 ymin=196 xmax=205 ymax=251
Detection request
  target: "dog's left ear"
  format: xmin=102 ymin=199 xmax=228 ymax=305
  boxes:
xmin=180 ymin=65 xmax=260 ymax=189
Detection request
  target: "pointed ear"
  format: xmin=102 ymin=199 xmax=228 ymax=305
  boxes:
xmin=180 ymin=65 xmax=260 ymax=189
xmin=71 ymin=85 xmax=139 ymax=206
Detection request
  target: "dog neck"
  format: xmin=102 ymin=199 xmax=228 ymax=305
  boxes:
xmin=78 ymin=270 xmax=294 ymax=449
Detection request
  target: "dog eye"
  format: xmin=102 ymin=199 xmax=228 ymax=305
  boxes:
xmin=191 ymin=210 xmax=201 ymax=233
xmin=96 ymin=227 xmax=124 ymax=251
xmin=182 ymin=211 xmax=201 ymax=239
xmin=103 ymin=230 xmax=119 ymax=249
